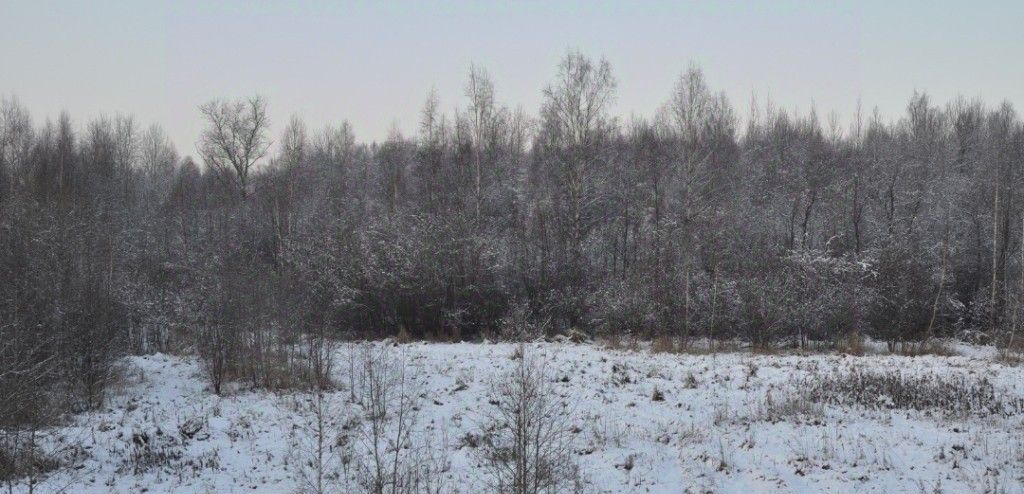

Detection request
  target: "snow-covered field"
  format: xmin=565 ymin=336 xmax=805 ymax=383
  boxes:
xmin=24 ymin=342 xmax=1024 ymax=493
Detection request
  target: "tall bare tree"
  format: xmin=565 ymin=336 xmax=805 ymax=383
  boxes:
xmin=198 ymin=95 xmax=270 ymax=198
xmin=466 ymin=65 xmax=496 ymax=222
xmin=538 ymin=51 xmax=617 ymax=266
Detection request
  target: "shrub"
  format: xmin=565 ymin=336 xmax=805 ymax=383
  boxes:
xmin=476 ymin=346 xmax=584 ymax=494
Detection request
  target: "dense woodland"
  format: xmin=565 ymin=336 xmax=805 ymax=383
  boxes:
xmin=3 ymin=52 xmax=1024 ymax=430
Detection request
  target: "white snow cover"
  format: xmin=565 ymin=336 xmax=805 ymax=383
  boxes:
xmin=22 ymin=342 xmax=1024 ymax=493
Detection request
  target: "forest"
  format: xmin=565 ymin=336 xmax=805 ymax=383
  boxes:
xmin=2 ymin=51 xmax=1024 ymax=452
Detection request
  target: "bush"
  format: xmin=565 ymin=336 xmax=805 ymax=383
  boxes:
xmin=347 ymin=344 xmax=450 ymax=494
xmin=476 ymin=345 xmax=584 ymax=494
xmin=865 ymin=243 xmax=938 ymax=344
xmin=0 ymin=432 xmax=61 ymax=490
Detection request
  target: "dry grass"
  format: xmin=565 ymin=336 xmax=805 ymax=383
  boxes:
xmin=756 ymin=390 xmax=825 ymax=423
xmin=836 ymin=332 xmax=865 ymax=356
xmin=996 ymin=334 xmax=1024 ymax=365
xmin=894 ymin=339 xmax=957 ymax=357
xmin=750 ymin=343 xmax=781 ymax=355
xmin=0 ymin=435 xmax=62 ymax=486
xmin=651 ymin=335 xmax=676 ymax=353
xmin=996 ymin=348 xmax=1024 ymax=366
xmin=394 ymin=325 xmax=412 ymax=344
xmin=801 ymin=367 xmax=1024 ymax=417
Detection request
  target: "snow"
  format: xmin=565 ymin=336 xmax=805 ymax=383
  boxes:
xmin=22 ymin=342 xmax=1024 ymax=493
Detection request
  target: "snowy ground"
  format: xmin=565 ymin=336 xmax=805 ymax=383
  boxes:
xmin=22 ymin=341 xmax=1024 ymax=493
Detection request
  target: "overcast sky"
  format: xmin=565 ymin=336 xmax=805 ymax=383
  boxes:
xmin=3 ymin=0 xmax=1023 ymax=156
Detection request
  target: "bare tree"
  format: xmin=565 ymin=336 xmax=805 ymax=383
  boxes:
xmin=350 ymin=344 xmax=450 ymax=494
xmin=539 ymin=51 xmax=617 ymax=259
xmin=280 ymin=115 xmax=309 ymax=171
xmin=198 ymin=95 xmax=270 ymax=198
xmin=139 ymin=124 xmax=178 ymax=190
xmin=466 ymin=64 xmax=496 ymax=222
xmin=477 ymin=345 xmax=582 ymax=494
xmin=0 ymin=96 xmax=34 ymax=203
xmin=290 ymin=384 xmax=344 ymax=494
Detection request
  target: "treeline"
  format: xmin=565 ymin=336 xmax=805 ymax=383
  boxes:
xmin=3 ymin=51 xmax=1024 ymax=422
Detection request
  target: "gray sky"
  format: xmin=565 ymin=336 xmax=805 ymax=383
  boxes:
xmin=3 ymin=0 xmax=1023 ymax=155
